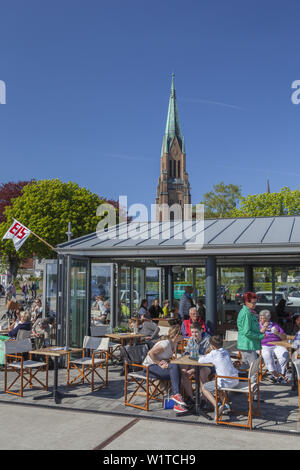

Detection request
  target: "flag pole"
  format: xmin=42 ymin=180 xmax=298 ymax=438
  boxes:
xmin=30 ymin=230 xmax=56 ymax=251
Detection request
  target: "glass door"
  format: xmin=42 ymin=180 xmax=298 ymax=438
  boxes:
xmin=69 ymin=258 xmax=89 ymax=348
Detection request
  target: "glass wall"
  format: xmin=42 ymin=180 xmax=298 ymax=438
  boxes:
xmin=173 ymin=267 xmax=193 ymax=305
xmin=90 ymin=263 xmax=112 ymax=326
xmin=45 ymin=262 xmax=57 ymax=317
xmin=70 ymin=259 xmax=88 ymax=347
xmin=120 ymin=266 xmax=131 ymax=321
xmin=133 ymin=267 xmax=144 ymax=315
xmin=146 ymin=268 xmax=160 ymax=309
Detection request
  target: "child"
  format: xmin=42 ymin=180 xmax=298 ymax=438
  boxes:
xmin=198 ymin=335 xmax=239 ymax=419
xmin=180 ymin=322 xmax=211 ymax=410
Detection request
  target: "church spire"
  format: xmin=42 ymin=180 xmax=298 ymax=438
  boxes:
xmin=162 ymin=73 xmax=184 ymax=155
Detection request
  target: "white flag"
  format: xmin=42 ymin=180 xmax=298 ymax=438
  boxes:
xmin=2 ymin=219 xmax=31 ymax=251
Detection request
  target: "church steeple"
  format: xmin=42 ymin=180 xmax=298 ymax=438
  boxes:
xmin=156 ymin=75 xmax=191 ymax=221
xmin=162 ymin=74 xmax=184 ymax=155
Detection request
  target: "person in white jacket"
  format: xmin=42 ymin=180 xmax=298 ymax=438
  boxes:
xmin=198 ymin=335 xmax=239 ymax=417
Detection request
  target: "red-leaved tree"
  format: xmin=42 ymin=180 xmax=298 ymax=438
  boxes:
xmin=0 ymin=180 xmax=34 ymax=223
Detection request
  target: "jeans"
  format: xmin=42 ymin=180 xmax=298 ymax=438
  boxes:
xmin=148 ymin=363 xmax=181 ymax=395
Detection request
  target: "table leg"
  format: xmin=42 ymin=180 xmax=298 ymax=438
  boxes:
xmin=34 ymin=355 xmax=78 ymax=404
xmin=195 ymin=366 xmax=213 ymax=421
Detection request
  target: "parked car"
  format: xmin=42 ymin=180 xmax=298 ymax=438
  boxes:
xmin=287 ymin=291 xmax=300 ymax=306
xmin=255 ymin=291 xmax=287 ymax=308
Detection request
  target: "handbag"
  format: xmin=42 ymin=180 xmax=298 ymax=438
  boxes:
xmin=162 ymin=392 xmax=174 ymax=409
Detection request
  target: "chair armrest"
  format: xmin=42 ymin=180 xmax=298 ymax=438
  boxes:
xmin=6 ymin=354 xmax=23 ymax=361
xmin=126 ymin=363 xmax=147 ymax=369
xmin=215 ymin=374 xmax=246 ymax=381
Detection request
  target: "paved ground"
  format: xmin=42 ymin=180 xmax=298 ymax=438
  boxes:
xmin=0 ymin=358 xmax=299 ymax=436
xmin=0 ymin=403 xmax=299 ymax=450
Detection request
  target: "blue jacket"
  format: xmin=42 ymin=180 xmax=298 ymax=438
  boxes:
xmin=8 ymin=321 xmax=32 ymax=339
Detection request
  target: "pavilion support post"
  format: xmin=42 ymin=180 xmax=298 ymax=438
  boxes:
xmin=271 ymin=266 xmax=276 ymax=316
xmin=130 ymin=266 xmax=134 ymax=317
xmin=65 ymin=254 xmax=71 ymax=349
xmin=167 ymin=267 xmax=174 ymax=310
xmin=244 ymin=265 xmax=254 ymax=292
xmin=111 ymin=263 xmax=119 ymax=329
xmin=205 ymin=256 xmax=217 ymax=334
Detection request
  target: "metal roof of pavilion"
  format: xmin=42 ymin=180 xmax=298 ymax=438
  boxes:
xmin=56 ymin=216 xmax=300 ymax=261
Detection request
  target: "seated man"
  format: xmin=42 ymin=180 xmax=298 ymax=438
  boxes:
xmin=32 ymin=317 xmax=52 ymax=349
xmin=181 ymin=307 xmax=207 ymax=339
xmin=139 ymin=312 xmax=160 ymax=348
xmin=180 ymin=322 xmax=212 ymax=410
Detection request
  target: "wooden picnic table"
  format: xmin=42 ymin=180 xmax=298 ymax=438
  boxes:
xmin=29 ymin=346 xmax=82 ymax=404
xmin=171 ymin=355 xmax=214 ymax=420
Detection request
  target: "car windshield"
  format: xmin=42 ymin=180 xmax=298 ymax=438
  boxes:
xmin=257 ymin=293 xmax=283 ymax=303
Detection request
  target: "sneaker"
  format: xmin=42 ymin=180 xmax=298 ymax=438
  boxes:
xmin=174 ymin=403 xmax=188 ymax=414
xmin=277 ymin=376 xmax=284 ymax=384
xmin=215 ymin=404 xmax=224 ymax=422
xmin=172 ymin=394 xmax=186 ymax=406
xmin=285 ymin=372 xmax=292 ymax=383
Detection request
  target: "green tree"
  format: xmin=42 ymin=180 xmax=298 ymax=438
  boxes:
xmin=199 ymin=182 xmax=242 ymax=218
xmin=231 ymin=186 xmax=300 ymax=217
xmin=0 ymin=179 xmax=119 ymax=277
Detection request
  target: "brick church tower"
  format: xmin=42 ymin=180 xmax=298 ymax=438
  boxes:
xmin=155 ymin=74 xmax=191 ymax=221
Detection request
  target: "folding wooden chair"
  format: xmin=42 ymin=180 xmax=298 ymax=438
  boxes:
xmin=67 ymin=336 xmax=109 ymax=392
xmin=123 ymin=344 xmax=171 ymax=411
xmin=215 ymin=356 xmax=261 ymax=430
xmin=90 ymin=325 xmax=120 ymax=363
xmin=4 ymin=338 xmax=48 ymax=397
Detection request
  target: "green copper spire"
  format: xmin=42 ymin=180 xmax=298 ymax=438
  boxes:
xmin=162 ymin=73 xmax=184 ymax=155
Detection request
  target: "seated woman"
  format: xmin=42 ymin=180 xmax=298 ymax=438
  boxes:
xmin=259 ymin=309 xmax=289 ymax=383
xmin=128 ymin=317 xmax=142 ymax=333
xmin=8 ymin=311 xmax=32 ymax=339
xmin=9 ymin=309 xmax=22 ymax=331
xmin=142 ymin=324 xmax=189 ymax=414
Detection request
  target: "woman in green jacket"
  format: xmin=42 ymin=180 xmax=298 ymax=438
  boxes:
xmin=237 ymin=292 xmax=264 ymax=370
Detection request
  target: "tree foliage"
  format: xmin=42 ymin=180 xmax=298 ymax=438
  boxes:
xmin=0 ymin=180 xmax=34 ymax=223
xmin=200 ymin=182 xmax=242 ymax=218
xmin=232 ymin=186 xmax=300 ymax=217
xmin=0 ymin=179 xmax=120 ymax=274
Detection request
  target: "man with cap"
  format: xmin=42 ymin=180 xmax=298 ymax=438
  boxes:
xmin=179 ymin=286 xmax=194 ymax=322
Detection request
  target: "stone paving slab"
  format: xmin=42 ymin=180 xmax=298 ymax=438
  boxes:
xmin=0 ymin=362 xmax=299 ymax=434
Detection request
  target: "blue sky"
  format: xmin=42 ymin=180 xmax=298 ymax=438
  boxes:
xmin=0 ymin=0 xmax=300 ymax=212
